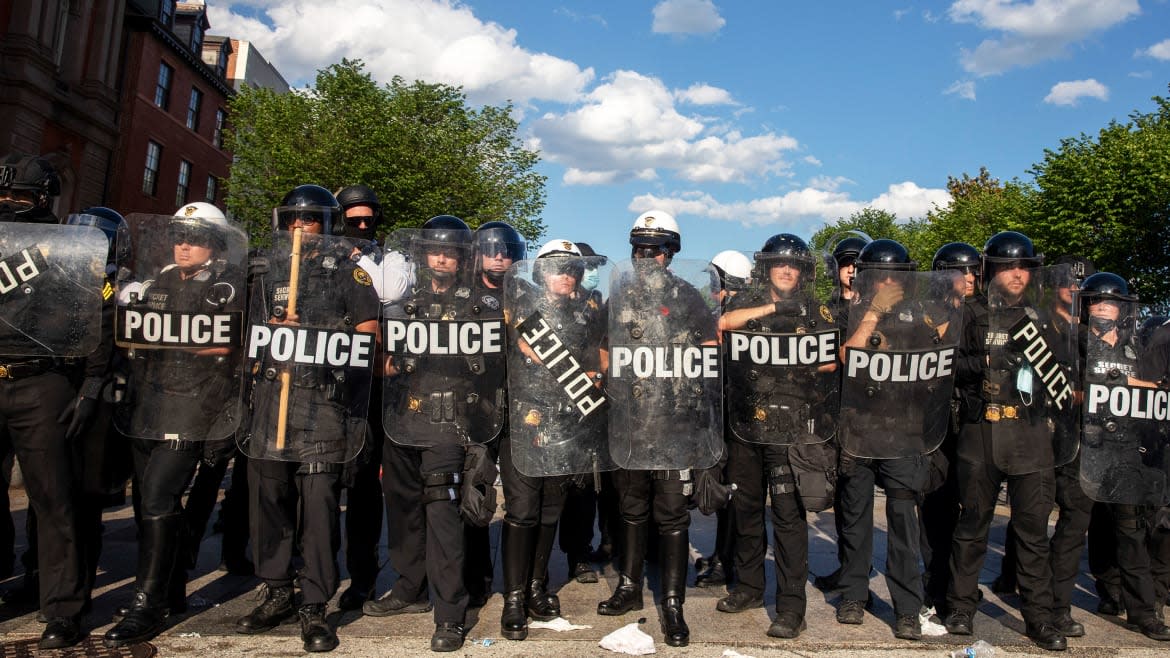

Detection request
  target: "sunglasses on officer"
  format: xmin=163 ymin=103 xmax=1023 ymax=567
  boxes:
xmin=277 ymin=211 xmax=325 ymax=229
xmin=170 ymin=226 xmax=213 ymax=247
xmin=632 ymin=244 xmax=669 ymax=259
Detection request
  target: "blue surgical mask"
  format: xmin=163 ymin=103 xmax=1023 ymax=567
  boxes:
xmin=582 ymin=268 xmax=600 ymax=291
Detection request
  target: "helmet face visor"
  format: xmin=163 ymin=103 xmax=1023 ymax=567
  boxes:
xmin=169 ymin=224 xmax=214 ymax=248
xmin=274 ymin=205 xmax=338 ymax=232
xmin=0 ymin=188 xmax=39 ymax=215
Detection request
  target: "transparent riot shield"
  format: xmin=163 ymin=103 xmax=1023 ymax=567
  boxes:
xmin=505 ymin=256 xmax=613 ymax=477
xmin=838 ymin=269 xmax=962 ymax=459
xmin=1079 ymin=302 xmax=1170 ymax=505
xmin=724 ymin=276 xmax=840 ymax=445
xmin=113 ymin=213 xmax=248 ymax=442
xmin=607 ymin=258 xmax=722 ymax=470
xmin=239 ymin=230 xmax=375 ymax=462
xmin=0 ymin=223 xmax=107 ymax=357
xmin=985 ymin=264 xmax=1079 ymax=474
xmin=381 ymin=228 xmax=506 ymax=447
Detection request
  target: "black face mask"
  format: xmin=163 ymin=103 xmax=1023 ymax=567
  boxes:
xmin=1089 ymin=316 xmax=1117 ymax=334
xmin=344 ymin=222 xmax=377 ymax=242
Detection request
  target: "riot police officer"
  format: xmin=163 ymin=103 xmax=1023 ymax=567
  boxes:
xmin=920 ymin=242 xmax=982 ymax=611
xmin=1076 ymin=273 xmax=1170 ymax=640
xmin=945 ymin=231 xmax=1069 ymax=652
xmin=236 ymin=185 xmax=380 ymax=653
xmin=835 ymin=239 xmax=946 ymax=641
xmin=716 ymin=234 xmax=838 ymax=638
xmin=0 ymin=154 xmax=109 ymax=648
xmin=596 ymin=210 xmax=722 ymax=647
xmin=104 ymin=203 xmax=245 ymax=647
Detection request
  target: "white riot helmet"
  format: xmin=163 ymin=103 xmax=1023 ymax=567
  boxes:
xmin=536 ymin=238 xmax=582 ymax=259
xmin=171 ymin=201 xmax=230 ymax=252
xmin=711 ymin=250 xmax=752 ymax=291
xmin=629 ymin=209 xmax=681 ymax=255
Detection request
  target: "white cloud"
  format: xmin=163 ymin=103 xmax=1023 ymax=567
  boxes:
xmin=807 ymin=175 xmax=853 ymax=192
xmin=651 ymin=0 xmax=726 ymax=35
xmin=675 ymin=83 xmax=737 ymax=106
xmin=803 ymin=155 xmax=822 ymax=167
xmin=1136 ymin=38 xmax=1170 ymax=60
xmin=206 ymin=0 xmax=594 ymax=106
xmin=628 ymin=182 xmax=950 ymax=227
xmin=531 ymin=71 xmax=798 ymax=185
xmin=948 ymin=0 xmax=1140 ymax=76
xmin=944 ymin=80 xmax=977 ymax=100
xmin=1043 ymin=78 xmax=1109 ymax=106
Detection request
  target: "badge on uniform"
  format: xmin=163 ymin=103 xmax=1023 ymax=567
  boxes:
xmin=353 ymin=268 xmax=373 ymax=286
xmin=819 ymin=304 xmax=834 ymax=323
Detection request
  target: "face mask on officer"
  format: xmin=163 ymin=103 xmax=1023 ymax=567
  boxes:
xmin=581 ymin=267 xmax=600 ymax=291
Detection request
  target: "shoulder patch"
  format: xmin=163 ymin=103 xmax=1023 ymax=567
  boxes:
xmin=353 ymin=268 xmax=373 ymax=287
xmin=480 ymin=294 xmax=500 ymax=310
xmin=819 ymin=304 xmax=834 ymax=323
xmin=102 ymin=280 xmax=114 ymax=301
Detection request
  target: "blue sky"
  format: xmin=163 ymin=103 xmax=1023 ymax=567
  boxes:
xmin=208 ymin=0 xmax=1170 ymax=263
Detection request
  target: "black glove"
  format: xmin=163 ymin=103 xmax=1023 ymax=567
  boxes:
xmin=773 ymin=299 xmax=805 ymax=316
xmin=57 ymin=376 xmax=104 ymax=440
xmin=460 ymin=443 xmax=499 ymax=527
xmin=248 ymin=253 xmax=270 ymax=279
xmin=693 ymin=466 xmax=732 ymax=516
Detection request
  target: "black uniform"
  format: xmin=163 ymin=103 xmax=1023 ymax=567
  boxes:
xmin=248 ymin=246 xmax=379 ymax=608
xmin=947 ymin=297 xmax=1063 ymax=630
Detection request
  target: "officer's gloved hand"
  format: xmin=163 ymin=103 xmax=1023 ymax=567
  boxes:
xmin=773 ymin=299 xmax=804 ymax=316
xmin=247 ymin=253 xmax=269 ymax=279
xmin=869 ymin=285 xmax=904 ymax=316
xmin=693 ymin=466 xmax=732 ymax=516
xmin=57 ymin=376 xmax=104 ymax=440
xmin=460 ymin=443 xmax=499 ymax=527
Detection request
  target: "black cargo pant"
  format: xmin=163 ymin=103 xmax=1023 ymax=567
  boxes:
xmin=344 ymin=386 xmax=385 ymax=591
xmin=1110 ymin=504 xmax=1170 ymax=623
xmin=838 ymin=452 xmax=926 ymax=616
xmin=0 ymin=372 xmax=87 ymax=618
xmin=381 ymin=440 xmax=467 ymax=625
xmin=249 ymin=459 xmax=342 ymax=606
xmin=726 ymin=439 xmax=807 ymax=616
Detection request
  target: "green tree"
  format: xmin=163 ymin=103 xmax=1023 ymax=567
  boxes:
xmin=809 ymin=208 xmax=906 ymax=300
xmin=915 ymin=168 xmax=1036 ymax=265
xmin=224 ymin=59 xmax=546 ymax=244
xmin=1027 ymin=89 xmax=1170 ymax=307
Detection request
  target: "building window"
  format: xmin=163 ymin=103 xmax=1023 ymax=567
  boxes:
xmin=176 ymin=160 xmax=191 ymax=206
xmin=155 ymin=62 xmax=173 ymax=109
xmin=191 ymin=21 xmax=203 ymax=53
xmin=160 ymin=0 xmax=174 ymax=27
xmin=206 ymin=175 xmax=218 ymax=203
xmin=213 ymin=109 xmax=225 ymax=147
xmin=53 ymin=3 xmax=69 ymax=68
xmin=186 ymin=88 xmax=202 ymax=131
xmin=143 ymin=141 xmax=162 ymax=196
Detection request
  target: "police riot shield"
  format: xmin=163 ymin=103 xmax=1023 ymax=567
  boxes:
xmin=607 ymin=258 xmax=722 ymax=470
xmin=381 ymin=228 xmax=507 ymax=447
xmin=0 ymin=222 xmax=107 ymax=357
xmin=505 ymin=256 xmax=613 ymax=477
xmin=838 ymin=269 xmax=961 ymax=458
xmin=1079 ymin=302 xmax=1170 ymax=505
xmin=724 ymin=277 xmax=839 ymax=445
xmin=113 ymin=213 xmax=248 ymax=442
xmin=985 ymin=264 xmax=1078 ymax=475
xmin=239 ymin=230 xmax=375 ymax=462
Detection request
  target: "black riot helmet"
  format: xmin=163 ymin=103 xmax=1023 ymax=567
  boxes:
xmin=832 ymin=236 xmax=869 ymax=269
xmin=982 ymin=231 xmax=1042 ymax=281
xmin=65 ymin=206 xmax=130 ymax=265
xmin=1078 ymin=272 xmax=1136 ymax=333
xmin=475 ymin=221 xmax=526 ymax=286
xmin=414 ymin=215 xmax=472 ymax=264
xmin=0 ymin=153 xmax=61 ymax=222
xmin=855 ymin=238 xmax=916 ymax=271
xmin=932 ymin=242 xmax=981 ymax=273
xmin=273 ymin=184 xmax=345 ymax=235
xmin=335 ymin=184 xmax=383 ymax=241
xmin=754 ymin=233 xmax=815 ymax=282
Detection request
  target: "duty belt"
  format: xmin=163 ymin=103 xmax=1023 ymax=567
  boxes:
xmin=406 ymin=391 xmax=477 ymax=423
xmin=0 ymin=358 xmax=56 ymax=380
xmin=983 ymin=403 xmax=1022 ymax=423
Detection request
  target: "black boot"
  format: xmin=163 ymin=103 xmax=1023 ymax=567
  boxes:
xmin=500 ymin=522 xmax=537 ymax=641
xmin=659 ymin=529 xmax=690 ymax=647
xmin=236 ymin=584 xmax=296 ymax=633
xmin=299 ymin=603 xmax=339 ymax=652
xmin=597 ymin=520 xmax=645 ymax=616
xmin=527 ymin=523 xmax=561 ymax=621
xmin=104 ymin=514 xmax=183 ymax=648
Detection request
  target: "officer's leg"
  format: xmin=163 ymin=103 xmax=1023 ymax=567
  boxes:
xmin=498 ymin=433 xmax=542 ymax=640
xmin=946 ymin=456 xmax=1001 ymax=625
xmin=1006 ymin=468 xmax=1057 ymax=629
xmin=722 ymin=440 xmax=766 ymax=606
xmin=920 ymin=447 xmax=960 ymax=609
xmin=237 ymin=458 xmax=297 ymax=634
xmin=219 ymin=454 xmax=252 ymax=574
xmin=526 ymin=477 xmax=568 ymax=623
xmin=379 ymin=441 xmax=428 ymax=605
xmin=597 ymin=469 xmax=649 ymax=615
xmin=768 ymin=445 xmax=808 ymax=637
xmin=0 ymin=429 xmax=14 ymax=581
xmin=181 ymin=454 xmax=230 ymax=569
xmin=1089 ymin=502 xmax=1123 ymax=614
xmin=420 ymin=444 xmax=467 ymax=620
xmin=879 ymin=456 xmax=926 ymax=638
xmin=559 ymin=481 xmax=598 ymax=581
xmin=295 ymin=468 xmax=342 ymax=652
xmin=652 ymin=471 xmax=691 ymax=647
xmin=1113 ymin=506 xmax=1159 ymax=624
xmin=1049 ymin=459 xmax=1092 ymax=634
xmin=462 ymin=440 xmax=497 ymax=608
xmin=837 ymin=455 xmax=876 ymax=611
xmin=341 ymin=439 xmax=383 ymax=608
xmin=4 ymin=373 xmax=86 ymax=621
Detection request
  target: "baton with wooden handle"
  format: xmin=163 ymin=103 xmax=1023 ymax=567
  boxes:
xmin=275 ymin=226 xmax=303 ymax=451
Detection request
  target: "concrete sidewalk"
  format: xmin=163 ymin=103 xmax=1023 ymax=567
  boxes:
xmin=1 ymin=479 xmax=1167 ymax=657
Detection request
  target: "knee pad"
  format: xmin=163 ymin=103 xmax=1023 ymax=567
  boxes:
xmin=423 ymin=472 xmax=462 ymax=504
xmin=768 ymin=465 xmax=796 ymax=496
xmin=884 ymin=487 xmax=917 ymax=501
xmin=652 ymin=469 xmax=694 ymax=496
